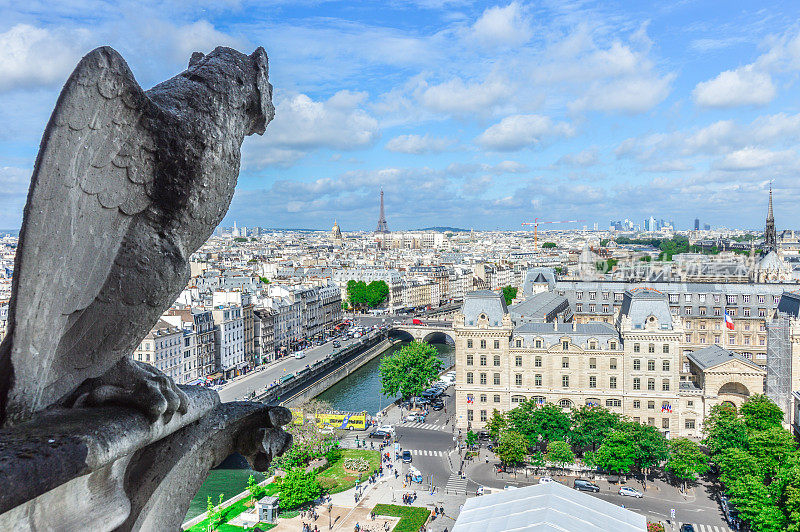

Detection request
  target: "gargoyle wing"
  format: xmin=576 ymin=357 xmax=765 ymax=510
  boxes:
xmin=1 ymin=47 xmax=156 ymax=424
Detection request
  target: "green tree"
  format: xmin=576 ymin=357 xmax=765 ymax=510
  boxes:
xmin=495 ymin=431 xmax=529 ymax=469
xmin=741 ymin=394 xmax=785 ymax=432
xmin=507 ymin=402 xmax=571 ymax=451
xmin=717 ymin=447 xmax=761 ymax=487
xmin=728 ymin=475 xmax=787 ymax=532
xmin=466 ymin=430 xmax=478 ymax=448
xmin=277 ymin=467 xmax=322 ymax=510
xmin=623 ymin=423 xmax=668 ymax=475
xmin=570 ymin=405 xmax=620 ymax=453
xmin=206 ymin=493 xmax=225 ymax=531
xmin=541 ymin=242 xmax=557 ymax=249
xmin=702 ymin=404 xmax=748 ymax=458
xmin=259 ymin=276 xmax=270 ymax=285
xmin=246 ymin=474 xmax=262 ymax=502
xmin=486 ymin=409 xmax=508 ymax=441
xmin=749 ymin=426 xmax=798 ymax=480
xmin=501 ymin=285 xmax=518 ymax=305
xmin=546 ymin=440 xmax=576 ymax=471
xmin=594 ymin=429 xmax=636 ymax=478
xmin=379 ymin=341 xmax=443 ymax=400
xmin=665 ymin=438 xmax=709 ymax=491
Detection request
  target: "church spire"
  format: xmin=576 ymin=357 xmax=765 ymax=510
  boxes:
xmin=764 ymin=185 xmax=777 ymax=254
xmin=768 ymin=185 xmax=774 ymax=221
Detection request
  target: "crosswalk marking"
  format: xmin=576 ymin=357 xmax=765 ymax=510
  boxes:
xmin=676 ymin=522 xmax=732 ymax=532
xmin=445 ymin=473 xmax=468 ymax=494
xmin=403 ymin=421 xmax=447 ymax=431
xmin=403 ymin=449 xmax=446 ymax=457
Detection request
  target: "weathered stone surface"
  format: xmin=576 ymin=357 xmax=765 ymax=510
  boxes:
xmin=0 ymin=45 xmax=273 ymax=426
xmin=0 ymin=46 xmax=291 ymax=531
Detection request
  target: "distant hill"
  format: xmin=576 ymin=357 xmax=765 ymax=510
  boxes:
xmin=417 ymin=226 xmax=470 ymax=232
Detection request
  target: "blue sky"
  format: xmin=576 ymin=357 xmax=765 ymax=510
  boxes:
xmin=2 ymin=1 xmax=800 ymax=231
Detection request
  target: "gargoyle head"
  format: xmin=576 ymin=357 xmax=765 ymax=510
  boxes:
xmin=238 ymin=406 xmax=293 ymax=471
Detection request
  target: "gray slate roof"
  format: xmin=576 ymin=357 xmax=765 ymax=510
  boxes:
xmin=686 ymin=344 xmax=763 ymax=371
xmin=453 ymin=481 xmax=646 ymax=532
xmin=462 ymin=290 xmax=507 ymax=326
xmin=619 ymin=288 xmax=673 ymax=330
xmin=522 ymin=267 xmax=557 ymax=298
xmin=777 ymin=291 xmax=800 ymax=317
xmin=513 ymin=321 xmax=620 ymax=349
xmin=510 ymin=291 xmax=570 ymax=324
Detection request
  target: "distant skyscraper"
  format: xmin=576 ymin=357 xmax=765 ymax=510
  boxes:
xmin=764 ymin=186 xmax=777 ymax=254
xmin=694 ymin=218 xmax=699 ymax=231
xmin=375 ymin=188 xmax=389 ymax=233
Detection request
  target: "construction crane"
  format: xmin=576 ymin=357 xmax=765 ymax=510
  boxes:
xmin=521 ymin=218 xmax=585 ymax=248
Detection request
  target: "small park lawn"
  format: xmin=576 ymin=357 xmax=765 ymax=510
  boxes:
xmin=317 ymin=449 xmax=380 ymax=494
xmin=372 ymin=504 xmax=430 ymax=532
xmin=186 ymin=483 xmax=280 ymax=532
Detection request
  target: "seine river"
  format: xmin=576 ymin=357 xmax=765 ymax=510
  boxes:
xmin=185 ymin=342 xmax=454 ymax=520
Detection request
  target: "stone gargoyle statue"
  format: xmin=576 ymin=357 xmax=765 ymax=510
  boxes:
xmin=0 ymin=46 xmax=292 ymax=531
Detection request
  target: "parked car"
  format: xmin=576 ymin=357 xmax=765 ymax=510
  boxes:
xmin=538 ymin=476 xmax=554 ymax=484
xmin=431 ymin=401 xmax=444 ymax=411
xmin=404 ymin=413 xmax=422 ymax=422
xmin=618 ymin=487 xmax=643 ymax=498
xmin=573 ymin=479 xmax=600 ymax=492
xmin=332 ymin=340 xmax=341 ymax=348
xmin=293 ymin=351 xmax=305 ymax=359
xmin=402 ymin=450 xmax=412 ymax=463
xmin=476 ymin=486 xmax=485 ymax=496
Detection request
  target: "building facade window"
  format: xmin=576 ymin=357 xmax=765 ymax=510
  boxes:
xmin=633 ymin=400 xmax=641 ymax=409
xmin=648 ymin=379 xmax=655 ymax=391
xmin=515 ymin=355 xmax=522 ymax=367
xmin=633 ymin=377 xmax=641 ymax=390
xmin=515 ymin=374 xmax=522 ymax=386
xmin=466 ymin=354 xmax=473 ymax=365
xmin=562 ymin=357 xmax=569 ymax=368
xmin=610 ymin=358 xmax=617 ymax=369
xmin=493 ymin=355 xmax=501 ymax=366
xmin=589 ymin=376 xmax=597 ymax=388
xmin=634 ymin=343 xmax=640 ymax=353
xmin=480 ymin=373 xmax=487 ymax=385
xmin=562 ymin=375 xmax=569 ymax=388
xmin=609 ymin=376 xmax=617 ymax=389
xmin=663 ymin=360 xmax=670 ymax=371
xmin=648 ymin=360 xmax=655 ymax=371
xmin=662 ymin=379 xmax=670 ymax=391
xmin=535 ymin=356 xmax=542 ymax=367
xmin=466 ymin=372 xmax=473 ymax=384
xmin=493 ymin=373 xmax=500 ymax=385
xmin=606 ymin=399 xmax=621 ymax=407
xmin=535 ymin=374 xmax=542 ymax=386
xmin=633 ymin=359 xmax=641 ymax=371
xmin=589 ymin=357 xmax=596 ymax=369
xmin=494 ymin=340 xmax=500 ymax=349
xmin=467 ymin=339 xmax=473 ymax=348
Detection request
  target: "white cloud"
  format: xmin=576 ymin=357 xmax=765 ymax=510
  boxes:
xmin=419 ymin=76 xmax=513 ymax=115
xmin=572 ymin=73 xmax=675 ymax=113
xmin=0 ymin=24 xmax=84 ymax=92
xmin=476 ymin=114 xmax=574 ymax=151
xmin=714 ymin=147 xmax=797 ymax=171
xmin=166 ymin=20 xmax=245 ymax=63
xmin=557 ymin=148 xmax=599 ymax=167
xmin=693 ymin=65 xmax=776 ymax=108
xmin=471 ymin=2 xmax=532 ymax=48
xmin=385 ymin=133 xmax=454 ymax=154
xmin=246 ymin=90 xmax=379 ymax=168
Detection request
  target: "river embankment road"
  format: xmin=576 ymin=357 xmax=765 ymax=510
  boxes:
xmin=218 ymin=334 xmax=369 ymax=403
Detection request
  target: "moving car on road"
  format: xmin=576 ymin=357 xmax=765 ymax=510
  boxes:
xmin=402 ymin=450 xmax=412 ymax=463
xmin=293 ymin=351 xmax=305 ymax=359
xmin=369 ymin=429 xmax=391 ymax=438
xmin=679 ymin=525 xmax=695 ymax=532
xmin=332 ymin=340 xmax=341 ymax=348
xmin=538 ymin=476 xmax=554 ymax=484
xmin=618 ymin=487 xmax=643 ymax=498
xmin=573 ymin=479 xmax=600 ymax=492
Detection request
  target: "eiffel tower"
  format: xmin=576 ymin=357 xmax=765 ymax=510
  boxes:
xmin=375 ymin=188 xmax=390 ymax=233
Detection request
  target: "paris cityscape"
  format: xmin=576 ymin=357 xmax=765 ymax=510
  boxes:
xmin=2 ymin=2 xmax=800 ymax=532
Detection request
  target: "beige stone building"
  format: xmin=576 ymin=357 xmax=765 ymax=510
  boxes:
xmin=454 ymin=287 xmax=766 ymax=439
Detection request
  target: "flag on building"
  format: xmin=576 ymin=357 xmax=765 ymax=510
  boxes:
xmin=724 ymin=311 xmax=734 ymax=330
xmin=661 ymin=404 xmax=672 ymax=413
xmin=466 ymin=395 xmax=473 ymax=404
